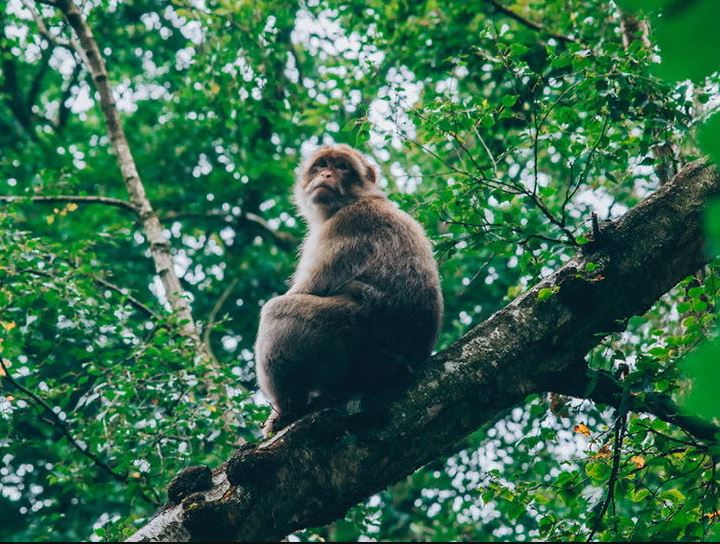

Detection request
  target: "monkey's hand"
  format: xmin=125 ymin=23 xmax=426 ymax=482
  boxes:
xmin=339 ymin=280 xmax=384 ymax=305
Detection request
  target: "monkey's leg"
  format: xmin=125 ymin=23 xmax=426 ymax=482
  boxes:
xmin=255 ymin=293 xmax=367 ymax=435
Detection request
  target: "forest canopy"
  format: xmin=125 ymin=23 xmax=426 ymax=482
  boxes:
xmin=1 ymin=0 xmax=719 ymax=541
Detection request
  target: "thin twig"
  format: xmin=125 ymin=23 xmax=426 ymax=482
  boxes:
xmin=16 ymin=267 xmax=156 ymax=319
xmin=471 ymin=121 xmax=498 ymax=176
xmin=588 ymin=409 xmax=627 ymax=541
xmin=485 ymin=0 xmax=577 ymax=44
xmin=201 ymin=278 xmax=250 ymax=394
xmin=56 ymin=61 xmax=82 ymax=131
xmin=162 ymin=210 xmax=299 ymax=248
xmin=92 ymin=275 xmax=157 ymax=318
xmin=202 ymin=277 xmax=240 ymax=349
xmin=636 ymin=422 xmax=705 ymax=449
xmin=26 ymin=46 xmax=53 ymax=108
xmin=561 ymin=115 xmax=610 ymax=224
xmin=25 ymin=0 xmax=91 ymax=66
xmin=0 ymin=359 xmax=153 ymax=496
xmin=523 ymin=188 xmax=579 ymax=244
xmin=243 ymin=212 xmax=299 ymax=247
xmin=22 ymin=0 xmax=71 ymax=49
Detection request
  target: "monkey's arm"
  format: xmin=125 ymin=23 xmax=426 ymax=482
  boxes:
xmin=290 ymin=263 xmax=371 ymax=297
xmin=289 ymin=230 xmax=379 ymax=297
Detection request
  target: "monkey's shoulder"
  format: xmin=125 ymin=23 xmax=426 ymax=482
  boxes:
xmin=329 ymin=196 xmax=423 ymax=239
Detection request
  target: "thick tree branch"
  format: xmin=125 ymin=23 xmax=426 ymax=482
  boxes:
xmin=127 ymin=160 xmax=720 ymax=542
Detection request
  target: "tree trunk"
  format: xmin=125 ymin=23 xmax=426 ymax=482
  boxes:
xmin=55 ymin=0 xmax=198 ymax=338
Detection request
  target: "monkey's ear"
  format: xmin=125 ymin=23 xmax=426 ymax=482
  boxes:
xmin=365 ymin=164 xmax=378 ymax=184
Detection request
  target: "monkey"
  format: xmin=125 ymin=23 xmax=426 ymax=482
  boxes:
xmin=254 ymin=144 xmax=443 ymax=436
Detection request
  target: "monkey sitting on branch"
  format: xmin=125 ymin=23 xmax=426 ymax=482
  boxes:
xmin=254 ymin=144 xmax=443 ymax=436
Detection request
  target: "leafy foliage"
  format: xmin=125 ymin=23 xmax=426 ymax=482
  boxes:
xmin=0 ymin=0 xmax=718 ymax=541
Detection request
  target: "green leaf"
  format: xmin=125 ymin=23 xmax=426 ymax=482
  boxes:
xmin=585 ymin=461 xmax=611 ymax=483
xmin=682 ymin=338 xmax=720 ymax=420
xmin=698 ymin=114 xmax=720 ymax=165
xmin=502 ymin=95 xmax=518 ymax=108
xmin=576 ymin=235 xmax=590 ymax=245
xmin=631 ymin=488 xmax=651 ymax=502
xmin=537 ymin=286 xmax=560 ymax=301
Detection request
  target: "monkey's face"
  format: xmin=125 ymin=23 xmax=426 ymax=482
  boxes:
xmin=296 ymin=145 xmax=379 ymax=219
xmin=305 ymin=155 xmax=357 ymax=205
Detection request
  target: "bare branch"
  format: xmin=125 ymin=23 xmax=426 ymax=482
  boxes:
xmin=56 ymin=61 xmax=82 ymax=131
xmin=558 ymin=367 xmax=719 ymax=444
xmin=202 ymin=277 xmax=239 ymax=349
xmin=243 ymin=212 xmax=299 ymax=247
xmin=161 ymin=210 xmax=299 ymax=249
xmin=0 ymin=195 xmax=299 ymax=251
xmin=26 ymin=45 xmax=53 ymax=108
xmin=22 ymin=0 xmax=70 ymax=48
xmin=485 ymin=0 xmax=577 ymax=44
xmin=588 ymin=411 xmax=626 ymax=541
xmin=0 ymin=194 xmax=138 ymax=213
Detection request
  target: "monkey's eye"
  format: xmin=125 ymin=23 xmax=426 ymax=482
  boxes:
xmin=336 ymin=161 xmax=349 ymax=172
xmin=315 ymin=158 xmax=328 ymax=169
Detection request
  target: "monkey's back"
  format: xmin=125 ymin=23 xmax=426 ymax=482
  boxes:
xmin=328 ymin=195 xmax=444 ymax=364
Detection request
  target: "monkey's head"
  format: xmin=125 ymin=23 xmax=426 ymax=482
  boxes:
xmin=295 ymin=144 xmax=381 ymax=222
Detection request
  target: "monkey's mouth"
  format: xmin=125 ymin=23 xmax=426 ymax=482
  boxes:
xmin=308 ymin=183 xmax=339 ymax=198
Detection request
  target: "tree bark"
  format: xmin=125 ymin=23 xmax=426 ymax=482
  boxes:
xmin=127 ymin=160 xmax=720 ymax=542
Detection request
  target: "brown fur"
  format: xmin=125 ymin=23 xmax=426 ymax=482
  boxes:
xmin=255 ymin=144 xmax=443 ymax=436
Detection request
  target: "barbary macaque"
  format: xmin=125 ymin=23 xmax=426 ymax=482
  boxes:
xmin=254 ymin=144 xmax=443 ymax=436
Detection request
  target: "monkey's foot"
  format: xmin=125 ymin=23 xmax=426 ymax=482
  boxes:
xmin=262 ymin=411 xmax=292 ymax=438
